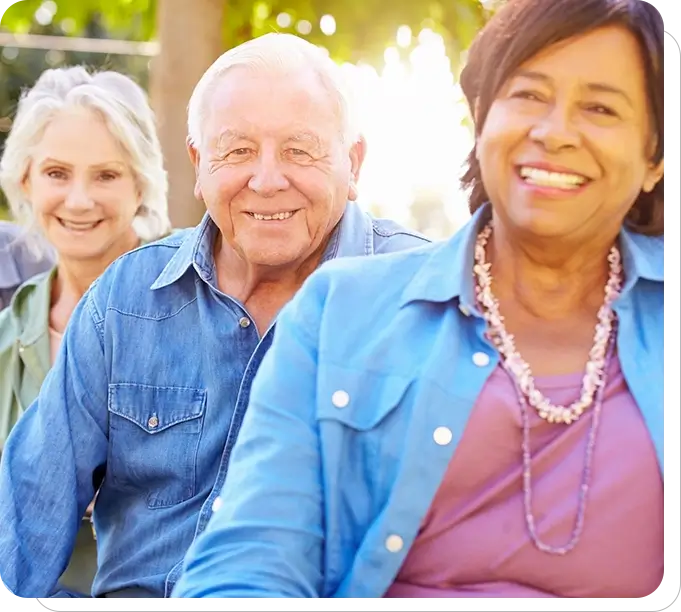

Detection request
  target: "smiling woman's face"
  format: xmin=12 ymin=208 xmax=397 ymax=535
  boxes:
xmin=477 ymin=25 xmax=663 ymax=243
xmin=23 ymin=106 xmax=141 ymax=262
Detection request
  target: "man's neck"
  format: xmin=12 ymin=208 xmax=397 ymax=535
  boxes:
xmin=214 ymin=236 xmax=328 ymax=334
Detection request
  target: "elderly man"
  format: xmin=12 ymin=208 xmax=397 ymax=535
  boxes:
xmin=0 ymin=34 xmax=428 ymax=598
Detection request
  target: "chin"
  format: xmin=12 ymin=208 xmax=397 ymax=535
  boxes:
xmin=505 ymin=206 xmax=581 ymax=239
xmin=243 ymin=246 xmax=308 ymax=268
xmin=55 ymin=244 xmax=108 ymax=262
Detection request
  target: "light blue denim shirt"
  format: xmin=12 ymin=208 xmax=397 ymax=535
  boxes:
xmin=0 ymin=202 xmax=430 ymax=598
xmin=173 ymin=205 xmax=664 ymax=598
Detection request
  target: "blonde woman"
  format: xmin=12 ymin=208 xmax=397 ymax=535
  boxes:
xmin=0 ymin=66 xmax=170 ymax=596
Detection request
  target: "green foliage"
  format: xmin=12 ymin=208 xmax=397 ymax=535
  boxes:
xmin=2 ymin=0 xmax=488 ymax=68
xmin=1 ymin=0 xmax=156 ymax=40
xmin=0 ymin=0 xmax=491 ymax=217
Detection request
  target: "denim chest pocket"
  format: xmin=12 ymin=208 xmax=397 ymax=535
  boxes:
xmin=316 ymin=364 xmax=412 ymax=431
xmin=107 ymin=383 xmax=207 ymax=508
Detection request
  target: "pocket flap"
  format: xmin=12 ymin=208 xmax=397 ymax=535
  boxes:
xmin=108 ymin=383 xmax=206 ymax=434
xmin=317 ymin=364 xmax=412 ymax=431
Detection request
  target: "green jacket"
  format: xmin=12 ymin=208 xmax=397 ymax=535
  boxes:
xmin=0 ymin=266 xmax=97 ymax=595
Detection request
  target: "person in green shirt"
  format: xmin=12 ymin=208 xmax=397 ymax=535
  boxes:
xmin=0 ymin=65 xmax=172 ymax=595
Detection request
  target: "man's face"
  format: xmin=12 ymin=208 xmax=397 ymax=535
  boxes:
xmin=189 ymin=66 xmax=365 ymax=269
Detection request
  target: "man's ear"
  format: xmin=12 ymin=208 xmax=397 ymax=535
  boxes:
xmin=187 ymin=137 xmax=203 ymax=201
xmin=348 ymin=135 xmax=367 ymax=201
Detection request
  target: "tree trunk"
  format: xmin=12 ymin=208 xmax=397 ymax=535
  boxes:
xmin=150 ymin=0 xmax=225 ymax=228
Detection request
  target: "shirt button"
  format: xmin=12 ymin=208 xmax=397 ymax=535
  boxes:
xmin=458 ymin=303 xmax=471 ymax=317
xmin=331 ymin=390 xmax=350 ymax=408
xmin=238 ymin=317 xmax=251 ymax=328
xmin=147 ymin=415 xmax=159 ymax=429
xmin=433 ymin=426 xmax=453 ymax=446
xmin=472 ymin=351 xmax=490 ymax=367
xmin=211 ymin=497 xmax=223 ymax=513
xmin=385 ymin=534 xmax=404 ymax=553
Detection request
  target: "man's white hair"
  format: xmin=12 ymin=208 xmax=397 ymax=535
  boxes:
xmin=187 ymin=33 xmax=360 ymax=149
xmin=0 ymin=66 xmax=171 ymax=255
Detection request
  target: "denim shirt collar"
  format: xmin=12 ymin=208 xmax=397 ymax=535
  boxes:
xmin=150 ymin=201 xmax=376 ymax=291
xmin=399 ymin=203 xmax=664 ymax=310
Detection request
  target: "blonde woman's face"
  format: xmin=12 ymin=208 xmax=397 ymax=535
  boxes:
xmin=23 ymin=106 xmax=141 ymax=262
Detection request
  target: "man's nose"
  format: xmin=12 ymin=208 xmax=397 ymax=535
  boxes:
xmin=248 ymin=154 xmax=290 ymax=197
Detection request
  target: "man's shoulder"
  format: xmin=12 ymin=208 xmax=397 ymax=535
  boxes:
xmin=89 ymin=228 xmax=196 ymax=314
xmin=308 ymin=241 xmax=440 ymax=308
xmin=369 ymin=216 xmax=431 ymax=253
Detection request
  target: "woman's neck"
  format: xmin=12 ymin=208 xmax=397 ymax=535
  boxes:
xmin=487 ymin=223 xmax=618 ymax=321
xmin=50 ymin=231 xmax=140 ymax=332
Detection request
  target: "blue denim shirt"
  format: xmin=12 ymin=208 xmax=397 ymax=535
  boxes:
xmin=173 ymin=205 xmax=664 ymax=598
xmin=0 ymin=202 xmax=429 ymax=598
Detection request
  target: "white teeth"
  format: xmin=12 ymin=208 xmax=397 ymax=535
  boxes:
xmin=519 ymin=166 xmax=587 ymax=189
xmin=60 ymin=219 xmax=100 ymax=230
xmin=251 ymin=211 xmax=294 ymax=221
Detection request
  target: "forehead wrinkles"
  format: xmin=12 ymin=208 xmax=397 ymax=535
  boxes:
xmin=204 ymin=68 xmax=343 ymax=145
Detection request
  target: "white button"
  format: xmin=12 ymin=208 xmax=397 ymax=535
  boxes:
xmin=238 ymin=317 xmax=251 ymax=328
xmin=433 ymin=426 xmax=453 ymax=446
xmin=147 ymin=415 xmax=159 ymax=429
xmin=385 ymin=534 xmax=404 ymax=553
xmin=331 ymin=390 xmax=350 ymax=408
xmin=458 ymin=303 xmax=471 ymax=317
xmin=211 ymin=497 xmax=223 ymax=513
xmin=472 ymin=352 xmax=490 ymax=367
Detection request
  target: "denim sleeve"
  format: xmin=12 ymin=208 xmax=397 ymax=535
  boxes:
xmin=0 ymin=284 xmax=110 ymax=597
xmin=173 ymin=271 xmax=328 ymax=598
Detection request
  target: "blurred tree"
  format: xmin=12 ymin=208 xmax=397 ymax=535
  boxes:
xmin=1 ymin=0 xmax=489 ymax=225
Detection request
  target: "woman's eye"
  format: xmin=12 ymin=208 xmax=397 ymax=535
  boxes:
xmin=511 ymin=90 xmax=544 ymax=102
xmin=46 ymin=169 xmax=67 ymax=180
xmin=585 ymin=104 xmax=618 ymax=118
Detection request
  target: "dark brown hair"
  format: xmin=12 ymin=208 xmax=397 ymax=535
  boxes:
xmin=460 ymin=0 xmax=664 ymax=235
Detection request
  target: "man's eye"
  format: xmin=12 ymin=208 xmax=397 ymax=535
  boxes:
xmin=288 ymin=149 xmax=311 ymax=158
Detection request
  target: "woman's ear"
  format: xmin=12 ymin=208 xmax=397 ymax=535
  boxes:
xmin=642 ymin=159 xmax=664 ymax=193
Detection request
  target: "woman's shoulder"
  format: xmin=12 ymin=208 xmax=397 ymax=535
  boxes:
xmin=304 ymin=243 xmax=436 ymax=310
xmin=0 ymin=269 xmax=54 ymax=350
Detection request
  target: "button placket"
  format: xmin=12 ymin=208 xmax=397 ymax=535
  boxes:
xmin=385 ymin=534 xmax=404 ymax=553
xmin=433 ymin=426 xmax=453 ymax=446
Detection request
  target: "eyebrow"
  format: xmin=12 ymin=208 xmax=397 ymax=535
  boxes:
xmin=287 ymin=131 xmax=323 ymax=148
xmin=39 ymin=157 xmax=126 ymax=169
xmin=216 ymin=129 xmax=251 ymax=144
xmin=512 ymin=70 xmax=634 ymax=108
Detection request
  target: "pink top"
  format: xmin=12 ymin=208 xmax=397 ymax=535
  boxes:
xmin=49 ymin=325 xmax=64 ymax=365
xmin=385 ymin=355 xmax=663 ymax=598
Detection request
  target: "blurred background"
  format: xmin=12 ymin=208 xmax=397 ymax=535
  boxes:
xmin=0 ymin=0 xmax=500 ymax=239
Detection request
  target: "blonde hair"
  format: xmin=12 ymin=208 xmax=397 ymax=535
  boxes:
xmin=187 ymin=33 xmax=360 ymax=149
xmin=0 ymin=66 xmax=171 ymax=254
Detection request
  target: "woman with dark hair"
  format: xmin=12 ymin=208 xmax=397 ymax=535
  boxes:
xmin=173 ymin=0 xmax=664 ymax=599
